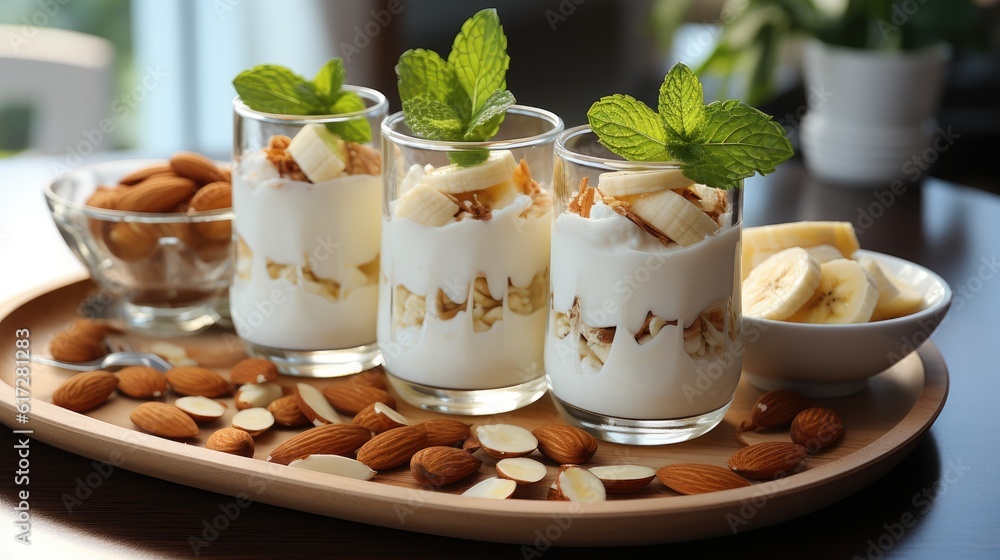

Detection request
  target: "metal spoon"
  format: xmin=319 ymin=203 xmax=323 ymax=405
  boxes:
xmin=31 ymin=351 xmax=173 ymax=372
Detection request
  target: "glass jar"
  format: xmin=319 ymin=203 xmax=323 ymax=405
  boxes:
xmin=379 ymin=106 xmax=564 ymax=414
xmin=231 ymin=86 xmax=388 ymax=376
xmin=546 ymin=125 xmax=743 ymax=444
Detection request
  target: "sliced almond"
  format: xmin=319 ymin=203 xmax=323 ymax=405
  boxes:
xmin=295 ymin=383 xmax=342 ymax=425
xmin=232 ymin=407 xmax=275 ymax=437
xmin=496 ymin=457 xmax=547 ymax=485
xmin=352 ymin=401 xmax=409 ymax=434
xmin=288 ymin=455 xmax=376 ymax=480
xmin=234 ymin=381 xmax=283 ymax=410
xmin=462 ymin=477 xmax=517 ymax=499
xmin=588 ymin=465 xmax=656 ymax=495
xmin=548 ymin=465 xmax=606 ymax=503
xmin=476 ymin=424 xmax=538 ymax=459
xmin=174 ymin=396 xmax=226 ymax=422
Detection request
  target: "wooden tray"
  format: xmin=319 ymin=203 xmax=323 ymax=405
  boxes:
xmin=0 ymin=278 xmax=949 ymax=546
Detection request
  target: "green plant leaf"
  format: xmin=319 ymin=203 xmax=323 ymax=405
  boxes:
xmin=447 ymin=149 xmax=490 ymax=167
xmin=678 ymin=100 xmax=794 ymax=189
xmin=397 ymin=48 xmax=455 ymax=104
xmin=587 ymin=94 xmax=673 ymax=162
xmin=313 ymin=59 xmax=345 ymax=102
xmin=448 ymin=8 xmax=509 ymax=115
xmin=463 ymin=89 xmax=515 ymax=141
xmin=233 ymin=65 xmax=325 ymax=114
xmin=325 ymin=91 xmax=371 ymax=143
xmin=658 ymin=62 xmax=705 ymax=142
xmin=402 ymin=95 xmax=464 ymax=141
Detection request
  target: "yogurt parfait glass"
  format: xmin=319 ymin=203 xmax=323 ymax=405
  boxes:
xmin=545 ymin=126 xmax=743 ymax=444
xmin=231 ymin=86 xmax=388 ymax=376
xmin=378 ymin=106 xmax=564 ymax=414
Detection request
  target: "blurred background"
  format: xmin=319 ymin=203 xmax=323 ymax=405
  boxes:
xmin=0 ymin=0 xmax=997 ymax=191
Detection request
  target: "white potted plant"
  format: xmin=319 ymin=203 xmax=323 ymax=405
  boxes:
xmin=693 ymin=0 xmax=978 ymax=185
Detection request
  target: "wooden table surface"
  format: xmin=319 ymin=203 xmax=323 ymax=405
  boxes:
xmin=2 ymin=156 xmax=999 ymax=559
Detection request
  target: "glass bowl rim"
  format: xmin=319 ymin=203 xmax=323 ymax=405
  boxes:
xmin=232 ymin=85 xmax=389 ymax=125
xmin=555 ymin=124 xmax=687 ymax=170
xmin=380 ymin=104 xmax=564 ymax=152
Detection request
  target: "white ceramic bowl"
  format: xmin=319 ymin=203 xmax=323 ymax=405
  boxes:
xmin=742 ymin=250 xmax=952 ymax=397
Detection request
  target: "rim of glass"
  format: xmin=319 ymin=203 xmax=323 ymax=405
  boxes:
xmin=381 ymin=105 xmax=564 ymax=151
xmin=232 ymin=85 xmax=388 ymax=124
xmin=555 ymin=124 xmax=683 ymax=170
xmin=44 ymin=159 xmax=234 ymax=223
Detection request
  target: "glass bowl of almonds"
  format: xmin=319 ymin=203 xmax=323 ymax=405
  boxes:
xmin=44 ymin=153 xmax=233 ymax=335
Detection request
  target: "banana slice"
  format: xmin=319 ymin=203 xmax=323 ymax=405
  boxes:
xmin=420 ymin=150 xmax=517 ymax=194
xmin=287 ymin=124 xmax=347 ymax=182
xmin=858 ymin=256 xmax=925 ymax=320
xmin=688 ymin=183 xmax=727 ymax=214
xmin=597 ymin=169 xmax=693 ymax=197
xmin=742 ymin=221 xmax=860 ymax=279
xmin=747 ymin=243 xmax=845 ymax=273
xmin=395 ymin=183 xmax=459 ymax=226
xmin=788 ymin=258 xmax=879 ymax=324
xmin=628 ymin=189 xmax=719 ymax=246
xmin=743 ymin=247 xmax=823 ymax=320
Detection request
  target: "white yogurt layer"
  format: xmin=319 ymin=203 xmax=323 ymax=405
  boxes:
xmin=377 ymin=164 xmax=551 ymax=390
xmin=545 ymin=199 xmax=741 ymax=420
xmin=231 ymin=151 xmax=381 ymax=350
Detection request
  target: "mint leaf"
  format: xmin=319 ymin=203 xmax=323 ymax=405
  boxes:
xmin=586 ymin=62 xmax=794 ymax=189
xmin=658 ymin=63 xmax=705 ymax=142
xmin=464 ymin=89 xmax=515 ymax=141
xmin=398 ymin=49 xmax=455 ymax=104
xmin=233 ymin=65 xmax=324 ymax=114
xmin=448 ymin=8 xmax=509 ymax=116
xmin=678 ymin=100 xmax=794 ymax=189
xmin=402 ymin=95 xmax=464 ymax=141
xmin=325 ymin=92 xmax=371 ymax=143
xmin=313 ymin=59 xmax=345 ymax=102
xmin=587 ymin=95 xmax=673 ymax=162
xmin=447 ymin=149 xmax=489 ymax=167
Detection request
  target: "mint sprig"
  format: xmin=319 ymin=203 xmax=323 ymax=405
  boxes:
xmin=396 ymin=8 xmax=515 ymax=166
xmin=233 ymin=58 xmax=371 ymax=144
xmin=587 ymin=62 xmax=793 ymax=189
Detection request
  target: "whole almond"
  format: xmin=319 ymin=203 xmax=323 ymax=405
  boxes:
xmin=463 ymin=433 xmax=482 ymax=454
xmin=49 ymin=330 xmax=105 ymax=363
xmin=533 ymin=425 xmax=599 ymax=464
xmin=207 ymin=428 xmax=255 ymax=458
xmin=267 ymin=424 xmax=371 ymax=465
xmin=116 ymin=176 xmax=197 ymax=212
xmin=189 ymin=181 xmax=232 ymax=241
xmin=86 ymin=187 xmax=122 ymax=211
xmin=166 ymin=366 xmax=232 ymax=397
xmin=65 ymin=318 xmax=117 ymax=340
xmin=119 ymin=164 xmax=173 ymax=186
xmin=418 ymin=419 xmax=472 ymax=447
xmin=347 ymin=369 xmax=388 ymax=390
xmin=739 ymin=390 xmax=811 ymax=432
xmin=323 ymin=384 xmax=396 ymax=415
xmin=728 ymin=442 xmax=809 ymax=479
xmin=356 ymin=425 xmax=429 ymax=470
xmin=116 ymin=366 xmax=167 ymax=399
xmin=51 ymin=370 xmax=118 ymax=412
xmin=656 ymin=464 xmax=751 ymax=495
xmin=106 ymin=222 xmax=160 ymax=261
xmin=352 ymin=402 xmax=409 ymax=434
xmin=170 ymin=151 xmax=225 ymax=184
xmin=130 ymin=402 xmax=199 ymax=439
xmin=791 ymin=407 xmax=845 ymax=452
xmin=410 ymin=446 xmax=482 ymax=486
xmin=230 ymin=358 xmax=279 ymax=385
xmin=267 ymin=395 xmax=309 ymax=427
